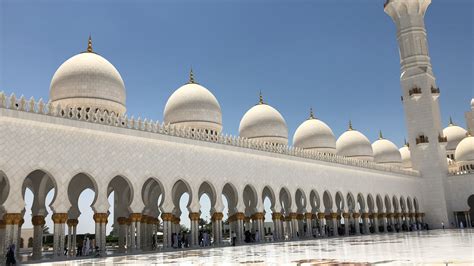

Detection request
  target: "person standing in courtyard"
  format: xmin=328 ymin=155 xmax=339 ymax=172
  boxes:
xmin=5 ymin=244 xmax=16 ymax=266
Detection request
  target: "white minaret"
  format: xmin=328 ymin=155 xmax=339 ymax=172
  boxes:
xmin=384 ymin=0 xmax=451 ymax=228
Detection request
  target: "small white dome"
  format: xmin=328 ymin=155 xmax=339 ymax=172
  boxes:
xmin=454 ymin=136 xmax=474 ymax=163
xmin=471 ymin=98 xmax=474 ymax=110
xmin=163 ymin=71 xmax=222 ymax=133
xmin=372 ymin=133 xmax=401 ymax=165
xmin=443 ymin=119 xmax=467 ymax=151
xmin=293 ymin=110 xmax=336 ymax=154
xmin=399 ymin=144 xmax=412 ymax=169
xmin=239 ymin=95 xmax=288 ymax=145
xmin=50 ymin=37 xmax=126 ymax=115
xmin=336 ymin=122 xmax=373 ymax=161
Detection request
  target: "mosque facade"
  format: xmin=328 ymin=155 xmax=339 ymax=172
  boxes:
xmin=0 ymin=0 xmax=473 ymax=260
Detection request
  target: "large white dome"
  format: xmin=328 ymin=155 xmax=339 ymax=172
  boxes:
xmin=239 ymin=95 xmax=288 ymax=145
xmin=372 ymin=132 xmax=402 ymax=165
xmin=293 ymin=110 xmax=336 ymax=154
xmin=443 ymin=119 xmax=467 ymax=152
xmin=454 ymin=136 xmax=474 ymax=163
xmin=163 ymin=71 xmax=222 ymax=133
xmin=399 ymin=144 xmax=412 ymax=169
xmin=50 ymin=37 xmax=126 ymax=115
xmin=336 ymin=122 xmax=373 ymax=161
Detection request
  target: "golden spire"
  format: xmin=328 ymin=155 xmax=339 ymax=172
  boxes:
xmin=309 ymin=107 xmax=315 ymax=119
xmin=379 ymin=130 xmax=383 ymax=139
xmin=259 ymin=90 xmax=264 ymax=104
xmin=348 ymin=120 xmax=353 ymax=131
xmin=87 ymin=34 xmax=93 ymax=53
xmin=449 ymin=116 xmax=454 ymax=126
xmin=189 ymin=68 xmax=195 ymax=84
xmin=404 ymin=138 xmax=409 ymax=147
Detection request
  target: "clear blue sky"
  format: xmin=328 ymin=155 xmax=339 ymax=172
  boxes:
xmin=1 ymin=0 xmax=472 ymax=234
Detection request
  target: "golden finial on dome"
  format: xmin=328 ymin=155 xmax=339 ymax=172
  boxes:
xmin=348 ymin=120 xmax=353 ymax=131
xmin=309 ymin=107 xmax=315 ymax=119
xmin=189 ymin=68 xmax=195 ymax=84
xmin=87 ymin=34 xmax=93 ymax=53
xmin=404 ymin=138 xmax=409 ymax=147
xmin=259 ymin=90 xmax=264 ymax=104
xmin=379 ymin=130 xmax=383 ymax=139
xmin=449 ymin=116 xmax=454 ymax=126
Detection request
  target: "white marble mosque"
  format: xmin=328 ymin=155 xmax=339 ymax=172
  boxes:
xmin=0 ymin=0 xmax=473 ymax=263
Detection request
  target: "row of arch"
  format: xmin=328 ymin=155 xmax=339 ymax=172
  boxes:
xmin=0 ymin=169 xmax=422 ymax=260
xmin=0 ymin=170 xmax=421 ymax=216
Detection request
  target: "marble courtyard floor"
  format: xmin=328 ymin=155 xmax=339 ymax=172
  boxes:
xmin=32 ymin=229 xmax=474 ymax=265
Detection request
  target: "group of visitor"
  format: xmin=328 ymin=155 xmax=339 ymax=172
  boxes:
xmin=243 ymin=229 xmax=261 ymax=243
xmin=199 ymin=231 xmax=211 ymax=247
xmin=171 ymin=232 xmax=189 ymax=248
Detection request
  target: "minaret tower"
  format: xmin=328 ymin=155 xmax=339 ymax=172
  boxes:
xmin=384 ymin=0 xmax=450 ymax=227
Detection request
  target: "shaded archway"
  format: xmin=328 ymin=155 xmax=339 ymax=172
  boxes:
xmin=141 ymin=178 xmax=164 ymax=251
xmin=198 ymin=181 xmax=217 ymax=245
xmin=22 ymin=170 xmax=57 ymax=259
xmin=222 ymin=183 xmax=238 ymax=242
xmin=67 ymin=173 xmax=98 ymax=257
xmin=107 ymin=175 xmax=133 ymax=251
xmin=262 ymin=186 xmax=276 ymax=237
xmin=468 ymin=195 xmax=474 ymax=227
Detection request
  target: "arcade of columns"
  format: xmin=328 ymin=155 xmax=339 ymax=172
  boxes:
xmin=0 ymin=201 xmax=429 ymax=259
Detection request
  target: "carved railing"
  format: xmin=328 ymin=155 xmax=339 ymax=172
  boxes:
xmin=408 ymin=87 xmax=422 ymax=96
xmin=0 ymin=92 xmax=420 ymax=177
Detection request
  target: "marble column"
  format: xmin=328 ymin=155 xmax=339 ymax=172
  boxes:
xmin=272 ymin=213 xmax=282 ymax=240
xmin=304 ymin=213 xmax=312 ymax=238
xmin=52 ymin=213 xmax=67 ymax=258
xmin=161 ymin=213 xmax=173 ymax=249
xmin=117 ymin=217 xmax=127 ymax=253
xmin=362 ymin=213 xmax=370 ymax=234
xmin=252 ymin=212 xmax=264 ymax=242
xmin=330 ymin=213 xmax=338 ymax=236
xmin=93 ymin=213 xmax=108 ymax=256
xmin=126 ymin=218 xmax=132 ymax=251
xmin=189 ymin=212 xmax=200 ymax=247
xmin=4 ymin=214 xmax=21 ymax=258
xmin=387 ymin=213 xmax=395 ymax=232
xmin=296 ymin=214 xmax=304 ymax=238
xmin=66 ymin=219 xmax=78 ymax=256
xmin=466 ymin=211 xmax=472 ymax=228
xmin=0 ymin=220 xmax=5 ymax=259
xmin=380 ymin=213 xmax=387 ymax=233
xmin=31 ymin=215 xmax=45 ymax=259
xmin=211 ymin=212 xmax=224 ymax=245
xmin=129 ymin=213 xmax=142 ymax=251
xmin=317 ymin=213 xmax=326 ymax=237
xmin=373 ymin=214 xmax=379 ymax=233
xmin=353 ymin=213 xmax=361 ymax=235
xmin=244 ymin=216 xmax=251 ymax=234
xmin=343 ymin=213 xmax=350 ymax=236
xmin=235 ymin=212 xmax=245 ymax=243
xmin=288 ymin=213 xmax=297 ymax=239
xmin=140 ymin=215 xmax=147 ymax=250
xmin=16 ymin=219 xmax=23 ymax=256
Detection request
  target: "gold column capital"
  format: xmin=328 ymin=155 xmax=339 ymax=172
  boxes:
xmin=342 ymin=213 xmax=350 ymax=218
xmin=352 ymin=213 xmax=360 ymax=219
xmin=117 ymin=217 xmax=128 ymax=225
xmin=362 ymin=213 xmax=370 ymax=219
xmin=235 ymin=212 xmax=245 ymax=220
xmin=66 ymin=218 xmax=78 ymax=227
xmin=211 ymin=212 xmax=224 ymax=221
xmin=296 ymin=213 xmax=305 ymax=220
xmin=4 ymin=213 xmax=23 ymax=225
xmin=317 ymin=213 xmax=325 ymax=219
xmin=161 ymin=212 xmax=173 ymax=221
xmin=289 ymin=212 xmax=298 ymax=219
xmin=272 ymin=213 xmax=282 ymax=220
xmin=93 ymin=213 xmax=108 ymax=223
xmin=52 ymin=213 xmax=68 ymax=224
xmin=251 ymin=212 xmax=265 ymax=220
xmin=305 ymin=213 xmax=313 ymax=219
xmin=189 ymin=212 xmax=200 ymax=221
xmin=0 ymin=220 xmax=5 ymax=229
xmin=129 ymin=213 xmax=142 ymax=222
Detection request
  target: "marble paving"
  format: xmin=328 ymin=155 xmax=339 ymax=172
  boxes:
xmin=32 ymin=229 xmax=474 ymax=265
